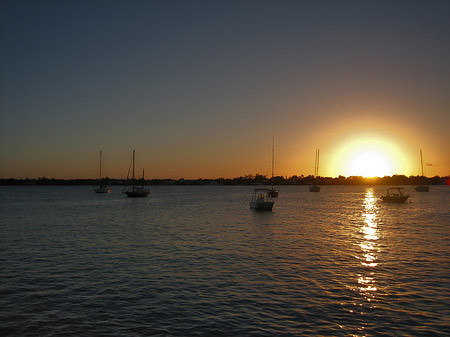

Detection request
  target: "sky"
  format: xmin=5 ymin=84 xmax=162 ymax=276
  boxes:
xmin=1 ymin=0 xmax=449 ymax=179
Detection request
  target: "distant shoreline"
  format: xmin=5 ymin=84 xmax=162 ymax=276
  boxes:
xmin=1 ymin=175 xmax=448 ymax=186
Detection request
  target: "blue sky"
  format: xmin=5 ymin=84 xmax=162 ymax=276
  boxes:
xmin=1 ymin=0 xmax=449 ymax=179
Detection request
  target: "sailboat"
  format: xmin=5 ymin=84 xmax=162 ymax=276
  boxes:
xmin=415 ymin=149 xmax=429 ymax=192
xmin=123 ymin=150 xmax=150 ymax=198
xmin=267 ymin=137 xmax=279 ymax=198
xmin=94 ymin=150 xmax=111 ymax=193
xmin=309 ymin=149 xmax=321 ymax=192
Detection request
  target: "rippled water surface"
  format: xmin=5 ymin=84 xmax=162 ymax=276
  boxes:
xmin=1 ymin=185 xmax=449 ymax=336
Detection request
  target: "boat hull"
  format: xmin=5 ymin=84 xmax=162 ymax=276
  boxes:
xmin=94 ymin=187 xmax=111 ymax=193
xmin=267 ymin=190 xmax=279 ymax=198
xmin=415 ymin=185 xmax=429 ymax=192
xmin=380 ymin=195 xmax=409 ymax=203
xmin=309 ymin=185 xmax=320 ymax=192
xmin=124 ymin=190 xmax=149 ymax=198
xmin=249 ymin=201 xmax=274 ymax=211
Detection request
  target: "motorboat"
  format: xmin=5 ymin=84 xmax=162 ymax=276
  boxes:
xmin=250 ymin=189 xmax=274 ymax=211
xmin=380 ymin=188 xmax=409 ymax=203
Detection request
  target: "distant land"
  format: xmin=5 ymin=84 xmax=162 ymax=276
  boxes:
xmin=1 ymin=175 xmax=449 ymax=186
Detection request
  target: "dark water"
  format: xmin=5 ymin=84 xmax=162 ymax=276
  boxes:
xmin=1 ymin=185 xmax=449 ymax=336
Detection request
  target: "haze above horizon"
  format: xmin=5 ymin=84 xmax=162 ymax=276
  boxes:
xmin=1 ymin=1 xmax=449 ymax=179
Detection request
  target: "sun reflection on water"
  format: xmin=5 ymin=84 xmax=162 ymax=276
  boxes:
xmin=358 ymin=189 xmax=380 ymax=296
xmin=359 ymin=189 xmax=379 ymax=268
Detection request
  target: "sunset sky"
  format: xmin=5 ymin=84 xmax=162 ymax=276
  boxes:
xmin=1 ymin=1 xmax=449 ymax=179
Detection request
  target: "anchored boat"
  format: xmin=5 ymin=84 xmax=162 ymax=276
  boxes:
xmin=123 ymin=150 xmax=149 ymax=198
xmin=415 ymin=150 xmax=429 ymax=192
xmin=309 ymin=149 xmax=321 ymax=192
xmin=94 ymin=150 xmax=111 ymax=194
xmin=267 ymin=137 xmax=279 ymax=198
xmin=380 ymin=188 xmax=409 ymax=203
xmin=250 ymin=189 xmax=274 ymax=211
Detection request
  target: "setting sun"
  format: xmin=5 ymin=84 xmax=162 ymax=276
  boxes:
xmin=347 ymin=150 xmax=392 ymax=177
xmin=326 ymin=133 xmax=413 ymax=177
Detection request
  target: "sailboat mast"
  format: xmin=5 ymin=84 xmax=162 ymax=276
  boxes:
xmin=271 ymin=137 xmax=275 ymax=179
xmin=317 ymin=149 xmax=320 ymax=177
xmin=132 ymin=150 xmax=135 ymax=181
xmin=314 ymin=149 xmax=317 ymax=177
xmin=314 ymin=150 xmax=316 ymax=177
xmin=99 ymin=150 xmax=102 ymax=180
xmin=420 ymin=149 xmax=424 ymax=177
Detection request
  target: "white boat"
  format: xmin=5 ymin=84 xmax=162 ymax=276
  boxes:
xmin=415 ymin=150 xmax=429 ymax=192
xmin=380 ymin=188 xmax=409 ymax=203
xmin=250 ymin=189 xmax=274 ymax=211
xmin=123 ymin=150 xmax=149 ymax=198
xmin=267 ymin=137 xmax=279 ymax=198
xmin=309 ymin=149 xmax=321 ymax=192
xmin=94 ymin=150 xmax=111 ymax=194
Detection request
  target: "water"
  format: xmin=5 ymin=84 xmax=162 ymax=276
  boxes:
xmin=1 ymin=185 xmax=449 ymax=336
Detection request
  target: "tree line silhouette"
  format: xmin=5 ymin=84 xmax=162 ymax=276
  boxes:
xmin=1 ymin=174 xmax=448 ymax=186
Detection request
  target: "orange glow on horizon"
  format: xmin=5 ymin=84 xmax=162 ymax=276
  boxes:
xmin=325 ymin=132 xmax=413 ymax=178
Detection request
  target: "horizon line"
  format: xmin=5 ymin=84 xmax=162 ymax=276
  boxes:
xmin=1 ymin=174 xmax=449 ymax=181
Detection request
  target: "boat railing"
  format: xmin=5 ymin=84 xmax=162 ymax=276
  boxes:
xmin=252 ymin=188 xmax=273 ymax=202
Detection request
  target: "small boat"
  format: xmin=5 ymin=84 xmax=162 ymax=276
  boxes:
xmin=267 ymin=137 xmax=279 ymax=198
xmin=250 ymin=189 xmax=274 ymax=211
xmin=94 ymin=150 xmax=111 ymax=194
xmin=415 ymin=150 xmax=429 ymax=192
xmin=309 ymin=184 xmax=320 ymax=192
xmin=124 ymin=184 xmax=149 ymax=198
xmin=415 ymin=185 xmax=429 ymax=192
xmin=123 ymin=150 xmax=149 ymax=198
xmin=380 ymin=188 xmax=409 ymax=203
xmin=267 ymin=188 xmax=279 ymax=198
xmin=309 ymin=149 xmax=321 ymax=192
xmin=94 ymin=185 xmax=111 ymax=194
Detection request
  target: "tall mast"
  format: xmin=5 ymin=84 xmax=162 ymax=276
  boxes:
xmin=271 ymin=137 xmax=275 ymax=179
xmin=420 ymin=149 xmax=424 ymax=177
xmin=132 ymin=150 xmax=135 ymax=181
xmin=314 ymin=150 xmax=316 ymax=177
xmin=99 ymin=150 xmax=102 ymax=180
xmin=317 ymin=149 xmax=320 ymax=177
xmin=313 ymin=150 xmax=315 ymax=177
xmin=314 ymin=149 xmax=317 ymax=177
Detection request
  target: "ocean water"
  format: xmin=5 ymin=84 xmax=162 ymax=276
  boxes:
xmin=0 ymin=185 xmax=449 ymax=336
